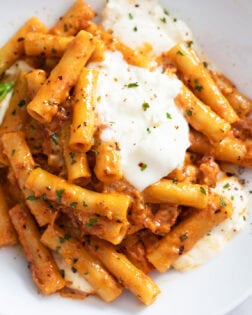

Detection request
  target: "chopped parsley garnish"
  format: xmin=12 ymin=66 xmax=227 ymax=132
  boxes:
xmin=69 ymin=151 xmax=77 ymax=165
xmin=200 ymin=186 xmax=207 ymax=195
xmin=172 ymin=178 xmax=178 ymax=184
xmin=138 ymin=162 xmax=147 ymax=171
xmin=194 ymin=79 xmax=204 ymax=92
xmin=243 ymin=216 xmax=246 ymax=221
xmin=176 ymin=50 xmax=184 ymax=56
xmin=26 ymin=195 xmax=40 ymax=201
xmin=231 ymin=196 xmax=235 ymax=201
xmin=160 ymin=17 xmax=167 ymax=23
xmin=70 ymin=202 xmax=78 ymax=209
xmin=133 ymin=26 xmax=138 ymax=32
xmin=85 ymin=218 xmax=98 ymax=227
xmin=11 ymin=149 xmax=16 ymax=156
xmin=173 ymin=18 xmax=177 ymax=22
xmin=0 ymin=82 xmax=14 ymax=101
xmin=220 ymin=197 xmax=227 ymax=208
xmin=142 ymin=102 xmax=150 ymax=111
xmin=223 ymin=183 xmax=230 ymax=189
xmin=59 ymin=234 xmax=71 ymax=243
xmin=73 ymin=258 xmax=78 ymax=264
xmin=164 ymin=9 xmax=169 ymax=16
xmin=83 ymin=201 xmax=88 ymax=207
xmin=166 ymin=112 xmax=172 ymax=119
xmin=186 ymin=109 xmax=193 ymax=116
xmin=50 ymin=133 xmax=58 ymax=145
xmin=56 ymin=189 xmax=64 ymax=203
xmin=146 ymin=127 xmax=151 ymax=134
xmin=126 ymin=82 xmax=139 ymax=88
xmin=128 ymin=13 xmax=133 ymax=19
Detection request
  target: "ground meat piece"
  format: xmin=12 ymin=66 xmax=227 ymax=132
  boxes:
xmin=232 ymin=118 xmax=252 ymax=140
xmin=197 ymin=155 xmax=220 ymax=187
xmin=144 ymin=204 xmax=180 ymax=235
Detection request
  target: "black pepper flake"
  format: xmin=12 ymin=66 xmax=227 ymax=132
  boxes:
xmin=178 ymin=245 xmax=184 ymax=255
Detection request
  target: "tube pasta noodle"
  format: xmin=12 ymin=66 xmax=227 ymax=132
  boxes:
xmin=27 ymin=30 xmax=95 ymax=124
xmin=9 ymin=204 xmax=65 ymax=294
xmin=147 ymin=193 xmax=233 ymax=272
xmin=143 ymin=180 xmax=209 ymax=209
xmin=94 ymin=141 xmax=123 ymax=184
xmin=0 ymin=184 xmax=17 ymax=247
xmin=85 ymin=236 xmax=160 ymax=305
xmin=25 ymin=167 xmax=131 ymax=222
xmin=167 ymin=43 xmax=239 ymax=123
xmin=41 ymin=224 xmax=123 ymax=302
xmin=25 ymin=32 xmax=74 ymax=58
xmin=0 ymin=17 xmax=47 ymax=76
xmin=49 ymin=0 xmax=95 ymax=36
xmin=0 ymin=0 xmax=251 ymax=308
xmin=1 ymin=132 xmax=54 ymax=226
xmin=69 ymin=67 xmax=98 ymax=152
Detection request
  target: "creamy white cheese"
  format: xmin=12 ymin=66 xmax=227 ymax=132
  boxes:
xmin=102 ymin=0 xmax=192 ymax=55
xmin=89 ymin=51 xmax=190 ymax=191
xmin=173 ymin=175 xmax=248 ymax=271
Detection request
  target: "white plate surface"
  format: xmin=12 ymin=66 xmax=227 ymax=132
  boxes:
xmin=0 ymin=1 xmax=252 ymax=315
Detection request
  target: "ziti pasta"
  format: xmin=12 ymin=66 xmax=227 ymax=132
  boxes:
xmin=0 ymin=0 xmax=250 ymax=307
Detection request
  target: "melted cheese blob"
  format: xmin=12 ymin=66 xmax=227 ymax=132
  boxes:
xmin=102 ymin=0 xmax=192 ymax=55
xmin=89 ymin=51 xmax=190 ymax=191
xmin=173 ymin=175 xmax=248 ymax=271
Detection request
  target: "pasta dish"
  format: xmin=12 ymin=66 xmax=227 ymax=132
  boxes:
xmin=0 ymin=0 xmax=250 ymax=305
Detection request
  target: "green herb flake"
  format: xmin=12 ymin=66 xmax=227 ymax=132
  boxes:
xmin=186 ymin=109 xmax=193 ymax=116
xmin=85 ymin=218 xmax=98 ymax=227
xmin=56 ymin=189 xmax=65 ymax=203
xmin=56 ymin=245 xmax=61 ymax=253
xmin=200 ymin=186 xmax=207 ymax=195
xmin=83 ymin=201 xmax=88 ymax=207
xmin=138 ymin=162 xmax=147 ymax=171
xmin=60 ymin=269 xmax=65 ymax=278
xmin=173 ymin=18 xmax=177 ymax=22
xmin=133 ymin=26 xmax=138 ymax=32
xmin=0 ymin=82 xmax=14 ymax=101
xmin=243 ymin=215 xmax=247 ymax=221
xmin=223 ymin=183 xmax=230 ymax=189
xmin=220 ymin=197 xmax=227 ymax=208
xmin=70 ymin=202 xmax=78 ymax=209
xmin=69 ymin=151 xmax=77 ymax=165
xmin=166 ymin=112 xmax=172 ymax=119
xmin=97 ymin=95 xmax=101 ymax=102
xmin=128 ymin=13 xmax=133 ymax=19
xmin=164 ymin=9 xmax=169 ymax=16
xmin=73 ymin=258 xmax=78 ymax=264
xmin=126 ymin=82 xmax=139 ymax=88
xmin=11 ymin=149 xmax=16 ymax=156
xmin=146 ymin=127 xmax=151 ymax=134
xmin=18 ymin=99 xmax=26 ymax=108
xmin=231 ymin=195 xmax=235 ymax=201
xmin=160 ymin=17 xmax=167 ymax=23
xmin=172 ymin=178 xmax=178 ymax=184
xmin=26 ymin=195 xmax=40 ymax=201
xmin=142 ymin=102 xmax=150 ymax=111
xmin=50 ymin=133 xmax=58 ymax=145
xmin=194 ymin=79 xmax=204 ymax=92
xmin=176 ymin=50 xmax=184 ymax=56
